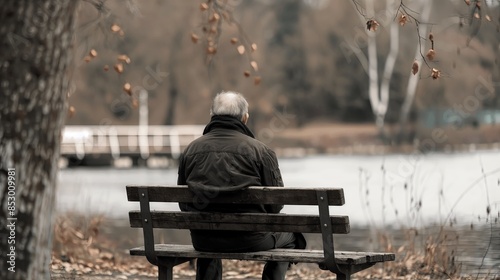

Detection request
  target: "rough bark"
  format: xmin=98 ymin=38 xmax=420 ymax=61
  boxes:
xmin=0 ymin=0 xmax=78 ymax=279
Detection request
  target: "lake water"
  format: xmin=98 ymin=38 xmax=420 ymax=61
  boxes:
xmin=57 ymin=151 xmax=500 ymax=276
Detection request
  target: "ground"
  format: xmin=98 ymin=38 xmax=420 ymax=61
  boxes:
xmin=49 ymin=213 xmax=499 ymax=279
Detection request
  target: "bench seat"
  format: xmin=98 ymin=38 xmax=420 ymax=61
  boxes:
xmin=130 ymin=244 xmax=395 ymax=266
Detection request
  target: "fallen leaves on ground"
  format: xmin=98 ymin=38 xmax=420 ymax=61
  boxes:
xmin=51 ymin=213 xmax=496 ymax=280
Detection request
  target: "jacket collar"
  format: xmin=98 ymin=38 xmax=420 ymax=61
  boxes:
xmin=203 ymin=115 xmax=255 ymax=138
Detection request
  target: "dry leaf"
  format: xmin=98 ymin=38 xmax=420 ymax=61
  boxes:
xmin=207 ymin=46 xmax=217 ymax=54
xmin=68 ymin=106 xmax=75 ymax=118
xmin=428 ymin=33 xmax=434 ymax=41
xmin=237 ymin=45 xmax=245 ymax=55
xmin=123 ymin=83 xmax=132 ymax=95
xmin=191 ymin=33 xmax=199 ymax=43
xmin=366 ymin=19 xmax=379 ymax=31
xmin=474 ymin=12 xmax=480 ymax=19
xmin=103 ymin=65 xmax=109 ymax=72
xmin=89 ymin=49 xmax=98 ymax=58
xmin=117 ymin=54 xmax=131 ymax=64
xmin=426 ymin=49 xmax=435 ymax=61
xmin=397 ymin=245 xmax=405 ymax=254
xmin=431 ymin=68 xmax=440 ymax=80
xmin=251 ymin=43 xmax=257 ymax=52
xmin=485 ymin=15 xmax=491 ymax=22
xmin=254 ymin=76 xmax=261 ymax=85
xmin=209 ymin=13 xmax=220 ymax=22
xmin=111 ymin=24 xmax=121 ymax=32
xmin=243 ymin=71 xmax=250 ymax=77
xmin=411 ymin=60 xmax=419 ymax=75
xmin=250 ymin=61 xmax=258 ymax=71
xmin=200 ymin=3 xmax=208 ymax=11
xmin=131 ymin=98 xmax=139 ymax=109
xmin=398 ymin=14 xmax=408 ymax=26
xmin=114 ymin=63 xmax=124 ymax=74
xmin=230 ymin=37 xmax=239 ymax=44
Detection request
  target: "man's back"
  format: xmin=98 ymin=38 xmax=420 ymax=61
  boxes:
xmin=177 ymin=115 xmax=284 ymax=251
xmin=178 ymin=124 xmax=283 ymax=198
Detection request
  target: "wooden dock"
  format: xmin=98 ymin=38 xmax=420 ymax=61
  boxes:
xmin=61 ymin=125 xmax=204 ymax=166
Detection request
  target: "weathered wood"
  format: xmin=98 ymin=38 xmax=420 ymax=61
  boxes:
xmin=129 ymin=211 xmax=350 ymax=234
xmin=126 ymin=185 xmax=345 ymax=205
xmin=127 ymin=185 xmax=396 ymax=279
xmin=130 ymin=244 xmax=395 ymax=265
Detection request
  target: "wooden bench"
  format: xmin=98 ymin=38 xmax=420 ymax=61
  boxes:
xmin=126 ymin=185 xmax=395 ymax=280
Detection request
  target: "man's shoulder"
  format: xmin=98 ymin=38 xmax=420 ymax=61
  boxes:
xmin=185 ymin=131 xmax=275 ymax=156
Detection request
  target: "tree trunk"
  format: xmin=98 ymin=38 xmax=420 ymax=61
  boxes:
xmin=164 ymin=30 xmax=184 ymax=126
xmin=398 ymin=0 xmax=432 ymax=142
xmin=0 ymin=1 xmax=78 ymax=279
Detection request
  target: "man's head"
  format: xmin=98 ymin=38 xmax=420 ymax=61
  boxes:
xmin=210 ymin=91 xmax=249 ymax=124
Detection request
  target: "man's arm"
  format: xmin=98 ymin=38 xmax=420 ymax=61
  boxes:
xmin=177 ymin=153 xmax=190 ymax=211
xmin=261 ymin=149 xmax=284 ymax=213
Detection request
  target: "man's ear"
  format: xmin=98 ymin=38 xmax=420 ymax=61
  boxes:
xmin=242 ymin=113 xmax=249 ymax=124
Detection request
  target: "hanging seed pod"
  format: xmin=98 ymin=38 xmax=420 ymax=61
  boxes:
xmin=254 ymin=76 xmax=261 ymax=85
xmin=89 ymin=49 xmax=98 ymax=57
xmin=426 ymin=49 xmax=436 ymax=61
xmin=200 ymin=3 xmax=209 ymax=11
xmin=68 ymin=106 xmax=76 ymax=118
xmin=123 ymin=83 xmax=132 ymax=95
xmin=411 ymin=60 xmax=419 ymax=75
xmin=114 ymin=63 xmax=124 ymax=74
xmin=237 ymin=45 xmax=245 ymax=55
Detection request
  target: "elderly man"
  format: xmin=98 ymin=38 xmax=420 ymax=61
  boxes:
xmin=177 ymin=91 xmax=306 ymax=280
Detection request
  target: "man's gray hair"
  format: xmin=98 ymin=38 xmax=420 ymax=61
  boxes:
xmin=210 ymin=91 xmax=249 ymax=121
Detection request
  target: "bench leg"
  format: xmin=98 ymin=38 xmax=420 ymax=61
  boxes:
xmin=158 ymin=264 xmax=173 ymax=280
xmin=336 ymin=273 xmax=350 ymax=280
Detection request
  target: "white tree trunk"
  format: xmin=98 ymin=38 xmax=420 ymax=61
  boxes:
xmin=366 ymin=0 xmax=380 ymax=119
xmin=379 ymin=0 xmax=399 ymax=120
xmin=399 ymin=0 xmax=433 ymax=137
xmin=0 ymin=1 xmax=78 ymax=279
xmin=349 ymin=0 xmax=400 ymax=136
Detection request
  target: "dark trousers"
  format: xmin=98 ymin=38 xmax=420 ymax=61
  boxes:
xmin=196 ymin=232 xmax=298 ymax=280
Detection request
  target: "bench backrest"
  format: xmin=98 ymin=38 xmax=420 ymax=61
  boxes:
xmin=127 ymin=185 xmax=350 ymax=234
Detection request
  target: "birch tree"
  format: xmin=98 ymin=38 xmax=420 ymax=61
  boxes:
xmin=398 ymin=0 xmax=433 ymax=139
xmin=349 ymin=0 xmax=400 ymax=137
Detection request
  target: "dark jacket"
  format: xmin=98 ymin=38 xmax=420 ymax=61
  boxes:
xmin=177 ymin=115 xmax=284 ymax=251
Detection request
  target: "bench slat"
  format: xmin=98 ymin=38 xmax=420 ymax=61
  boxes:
xmin=126 ymin=185 xmax=345 ymax=205
xmin=129 ymin=211 xmax=350 ymax=234
xmin=129 ymin=244 xmax=395 ymax=265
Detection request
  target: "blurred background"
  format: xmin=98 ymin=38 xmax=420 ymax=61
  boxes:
xmin=55 ymin=0 xmax=500 ymax=277
xmin=66 ymin=0 xmax=500 ymax=152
